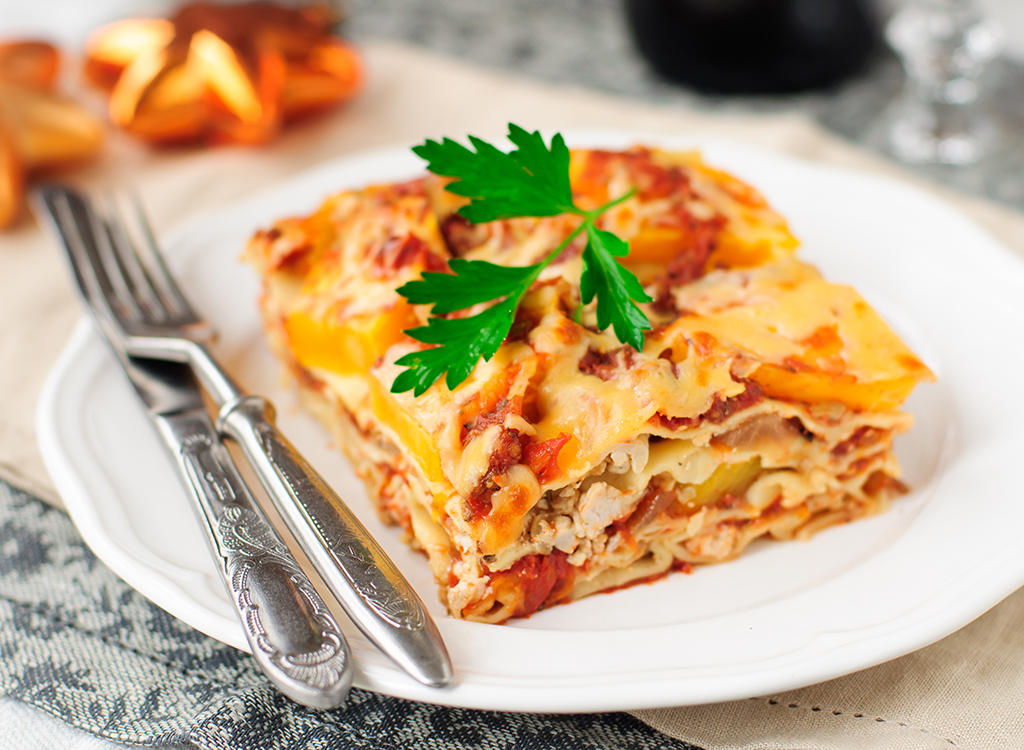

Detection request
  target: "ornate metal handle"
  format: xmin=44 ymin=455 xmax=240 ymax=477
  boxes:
xmin=217 ymin=395 xmax=453 ymax=688
xmin=157 ymin=410 xmax=353 ymax=708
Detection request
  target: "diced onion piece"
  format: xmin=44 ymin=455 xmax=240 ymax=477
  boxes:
xmin=627 ymin=484 xmax=678 ymax=533
xmin=713 ymin=413 xmax=801 ymax=451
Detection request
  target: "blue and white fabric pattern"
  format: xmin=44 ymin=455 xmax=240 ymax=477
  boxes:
xmin=0 ymin=481 xmax=700 ymax=749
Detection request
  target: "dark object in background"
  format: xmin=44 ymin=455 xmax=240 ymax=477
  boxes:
xmin=625 ymin=0 xmax=880 ymax=94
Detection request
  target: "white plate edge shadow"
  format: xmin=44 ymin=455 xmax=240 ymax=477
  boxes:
xmin=35 ymin=132 xmax=1024 ymax=712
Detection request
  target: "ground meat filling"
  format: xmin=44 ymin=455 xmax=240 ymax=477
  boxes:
xmin=578 ymin=346 xmax=637 ymax=381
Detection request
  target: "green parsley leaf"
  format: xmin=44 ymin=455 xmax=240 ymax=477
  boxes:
xmin=393 ymin=297 xmax=519 ymax=396
xmin=412 ymin=124 xmax=574 ymax=223
xmin=392 ymin=124 xmax=653 ymax=396
xmin=396 ymin=258 xmax=539 ymax=315
xmin=580 ymin=225 xmax=653 ymax=352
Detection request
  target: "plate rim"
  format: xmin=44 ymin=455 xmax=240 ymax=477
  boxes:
xmin=36 ymin=132 xmax=1024 ymax=712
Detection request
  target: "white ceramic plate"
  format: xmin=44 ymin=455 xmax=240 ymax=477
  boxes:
xmin=37 ymin=133 xmax=1024 ymax=713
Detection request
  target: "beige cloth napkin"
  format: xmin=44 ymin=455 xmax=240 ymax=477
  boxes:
xmin=2 ymin=39 xmax=1023 ymax=750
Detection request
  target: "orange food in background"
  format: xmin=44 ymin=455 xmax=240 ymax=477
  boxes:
xmin=0 ymin=132 xmax=24 ymax=229
xmin=0 ymin=42 xmax=59 ymax=89
xmin=0 ymin=41 xmax=104 ymax=229
xmin=85 ymin=1 xmax=363 ymax=145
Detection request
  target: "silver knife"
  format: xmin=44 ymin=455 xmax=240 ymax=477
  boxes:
xmin=35 ymin=190 xmax=354 ymax=709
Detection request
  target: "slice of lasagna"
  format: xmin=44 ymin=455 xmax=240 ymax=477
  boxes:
xmin=245 ymin=147 xmax=935 ymax=623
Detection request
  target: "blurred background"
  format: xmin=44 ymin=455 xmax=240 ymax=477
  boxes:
xmin=2 ymin=0 xmax=1022 ymax=207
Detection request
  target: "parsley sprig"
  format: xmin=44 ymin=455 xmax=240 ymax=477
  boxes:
xmin=391 ymin=124 xmax=651 ymax=396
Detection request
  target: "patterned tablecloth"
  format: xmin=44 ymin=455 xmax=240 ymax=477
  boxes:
xmin=0 ymin=480 xmax=698 ymax=749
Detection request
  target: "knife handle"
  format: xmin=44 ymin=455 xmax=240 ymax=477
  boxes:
xmin=217 ymin=395 xmax=453 ymax=688
xmin=157 ymin=410 xmax=354 ymax=708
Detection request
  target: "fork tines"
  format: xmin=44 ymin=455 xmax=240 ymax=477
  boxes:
xmin=41 ymin=187 xmax=206 ymax=339
xmin=104 ymin=193 xmax=195 ymax=323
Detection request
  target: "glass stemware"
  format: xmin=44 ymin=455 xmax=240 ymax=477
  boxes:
xmin=885 ymin=0 xmax=1002 ymax=165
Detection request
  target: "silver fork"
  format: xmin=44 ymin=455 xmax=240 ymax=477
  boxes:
xmin=36 ymin=186 xmax=354 ymax=709
xmin=34 ymin=186 xmax=453 ymax=689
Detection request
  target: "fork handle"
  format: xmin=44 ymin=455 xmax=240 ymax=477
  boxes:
xmin=156 ymin=409 xmax=353 ymax=709
xmin=217 ymin=395 xmax=453 ymax=688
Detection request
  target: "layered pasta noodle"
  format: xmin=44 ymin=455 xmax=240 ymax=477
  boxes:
xmin=245 ymin=147 xmax=935 ymax=623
